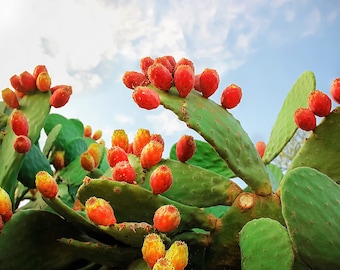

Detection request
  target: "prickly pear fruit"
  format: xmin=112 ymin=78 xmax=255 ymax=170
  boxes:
xmin=85 ymin=196 xmax=116 ymax=226
xmin=10 ymin=110 xmax=29 ymax=136
xmin=35 ymin=171 xmax=58 ymax=199
xmin=330 ymin=78 xmax=340 ymax=103
xmin=133 ymin=128 xmax=151 ymax=156
xmin=147 ymin=63 xmax=173 ymax=91
xmin=122 ymin=71 xmax=149 ymax=89
xmin=140 ymin=140 xmax=164 ymax=169
xmin=152 ymin=258 xmax=175 ymax=270
xmin=255 ymin=141 xmax=266 ymax=158
xmin=141 ymin=233 xmax=166 ymax=268
xmin=132 ymin=86 xmax=161 ymax=110
xmin=164 ymin=55 xmax=176 ymax=71
xmin=80 ymin=152 xmax=96 ymax=171
xmin=50 ymin=85 xmax=72 ymax=108
xmin=36 ymin=71 xmax=51 ymax=92
xmin=199 ymin=68 xmax=219 ymax=98
xmin=111 ymin=129 xmax=129 ymax=152
xmin=174 ymin=65 xmax=195 ymax=98
xmin=10 ymin=74 xmax=25 ymax=93
xmin=52 ymin=150 xmax=65 ymax=170
xmin=83 ymin=124 xmax=92 ymax=137
xmin=92 ymin=129 xmax=102 ymax=141
xmin=150 ymin=165 xmax=173 ymax=195
xmin=33 ymin=65 xmax=48 ymax=79
xmin=140 ymin=56 xmax=154 ymax=76
xmin=176 ymin=135 xmax=196 ymax=162
xmin=154 ymin=56 xmax=174 ymax=74
xmin=1 ymin=88 xmax=19 ymax=109
xmin=112 ymin=161 xmax=136 ymax=183
xmin=107 ymin=146 xmax=129 ymax=167
xmin=0 ymin=187 xmax=13 ymax=222
xmin=153 ymin=205 xmax=180 ymax=233
xmin=174 ymin=58 xmax=194 ymax=73
xmin=13 ymin=135 xmax=31 ymax=153
xmin=19 ymin=71 xmax=36 ymax=92
xmin=150 ymin=133 xmax=164 ymax=147
xmin=165 ymin=241 xmax=189 ymax=270
xmin=294 ymin=108 xmax=316 ymax=131
xmin=308 ymin=90 xmax=331 ymax=117
xmin=87 ymin=143 xmax=101 ymax=167
xmin=221 ymin=83 xmax=242 ymax=109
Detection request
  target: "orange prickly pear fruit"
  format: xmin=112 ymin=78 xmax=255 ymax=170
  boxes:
xmin=10 ymin=74 xmax=25 ymax=93
xmin=142 ymin=233 xmax=166 ymax=269
xmin=133 ymin=128 xmax=151 ymax=156
xmin=294 ymin=108 xmax=316 ymax=131
xmin=50 ymin=85 xmax=72 ymax=108
xmin=10 ymin=110 xmax=29 ymax=136
xmin=107 ymin=146 xmax=129 ymax=167
xmin=36 ymin=71 xmax=51 ymax=92
xmin=140 ymin=140 xmax=164 ymax=169
xmin=80 ymin=152 xmax=96 ymax=172
xmin=33 ymin=65 xmax=48 ymax=79
xmin=150 ymin=165 xmax=173 ymax=195
xmin=176 ymin=135 xmax=196 ymax=162
xmin=2 ymin=88 xmax=19 ymax=109
xmin=35 ymin=171 xmax=58 ymax=199
xmin=112 ymin=161 xmax=136 ymax=184
xmin=52 ymin=150 xmax=65 ymax=170
xmin=255 ymin=141 xmax=266 ymax=158
xmin=308 ymin=90 xmax=332 ymax=117
xmin=152 ymin=257 xmax=175 ymax=270
xmin=150 ymin=134 xmax=164 ymax=147
xmin=92 ymin=129 xmax=102 ymax=141
xmin=13 ymin=135 xmax=31 ymax=153
xmin=111 ymin=129 xmax=129 ymax=152
xmin=0 ymin=187 xmax=13 ymax=222
xmin=84 ymin=125 xmax=92 ymax=137
xmin=165 ymin=241 xmax=189 ymax=270
xmin=153 ymin=205 xmax=181 ymax=233
xmin=87 ymin=143 xmax=102 ymax=167
xmin=85 ymin=196 xmax=116 ymax=226
xmin=19 ymin=71 xmax=36 ymax=93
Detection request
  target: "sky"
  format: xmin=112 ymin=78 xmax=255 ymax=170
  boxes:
xmin=0 ymin=0 xmax=339 ymax=157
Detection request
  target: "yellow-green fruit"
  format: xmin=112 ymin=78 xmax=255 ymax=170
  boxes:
xmin=165 ymin=241 xmax=188 ymax=270
xmin=141 ymin=233 xmax=166 ymax=268
xmin=152 ymin=257 xmax=175 ymax=270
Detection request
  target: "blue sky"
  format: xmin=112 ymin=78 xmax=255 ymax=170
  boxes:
xmin=0 ymin=0 xmax=339 ymax=156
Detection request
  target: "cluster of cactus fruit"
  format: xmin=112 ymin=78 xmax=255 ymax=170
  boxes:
xmin=0 ymin=56 xmax=340 ymax=270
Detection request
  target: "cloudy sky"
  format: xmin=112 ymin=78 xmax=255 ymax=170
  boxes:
xmin=1 ymin=0 xmax=339 ymax=156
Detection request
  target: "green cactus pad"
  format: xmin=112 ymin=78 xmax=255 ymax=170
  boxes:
xmin=281 ymin=167 xmax=340 ymax=269
xmin=265 ymin=163 xmax=283 ymax=192
xmin=288 ymin=107 xmax=340 ymax=183
xmin=59 ymin=156 xmax=88 ymax=186
xmin=263 ymin=71 xmax=316 ymax=164
xmin=77 ymin=178 xmax=218 ymax=232
xmin=152 ymin=85 xmax=271 ymax=195
xmin=239 ymin=218 xmax=294 ymax=270
xmin=0 ymin=210 xmax=84 ymax=270
xmin=143 ymin=159 xmax=242 ymax=207
xmin=42 ymin=123 xmax=62 ymax=156
xmin=0 ymin=91 xmax=51 ymax=199
xmin=64 ymin=137 xmax=88 ymax=164
xmin=170 ymin=140 xmax=235 ymax=178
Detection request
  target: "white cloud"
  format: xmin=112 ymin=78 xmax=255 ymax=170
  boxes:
xmin=302 ymin=8 xmax=321 ymax=37
xmin=113 ymin=113 xmax=135 ymax=125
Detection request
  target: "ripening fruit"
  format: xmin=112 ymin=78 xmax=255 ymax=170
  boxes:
xmin=150 ymin=165 xmax=173 ymax=195
xmin=308 ymin=90 xmax=332 ymax=117
xmin=200 ymin=68 xmax=219 ymax=98
xmin=330 ymin=78 xmax=340 ymax=104
xmin=132 ymin=86 xmax=161 ymax=110
xmin=174 ymin=58 xmax=194 ymax=73
xmin=107 ymin=146 xmax=129 ymax=167
xmin=1 ymin=88 xmax=19 ymax=109
xmin=19 ymin=71 xmax=36 ymax=93
xmin=112 ymin=161 xmax=136 ymax=184
xmin=153 ymin=258 xmax=175 ymax=270
xmin=165 ymin=241 xmax=189 ymax=270
xmin=221 ymin=83 xmax=242 ymax=109
xmin=13 ymin=135 xmax=31 ymax=153
xmin=294 ymin=108 xmax=316 ymax=131
xmin=84 ymin=125 xmax=92 ymax=137
xmin=92 ymin=129 xmax=103 ymax=141
xmin=174 ymin=65 xmax=195 ymax=98
xmin=85 ymin=196 xmax=116 ymax=226
xmin=176 ymin=135 xmax=196 ymax=162
xmin=142 ymin=233 xmax=166 ymax=269
xmin=87 ymin=143 xmax=102 ymax=167
xmin=147 ymin=63 xmax=173 ymax=91
xmin=36 ymin=71 xmax=51 ymax=92
xmin=10 ymin=75 xmax=25 ymax=93
xmin=153 ymin=205 xmax=181 ymax=233
xmin=10 ymin=110 xmax=29 ymax=136
xmin=150 ymin=134 xmax=164 ymax=147
xmin=33 ymin=65 xmax=48 ymax=79
xmin=255 ymin=141 xmax=266 ymax=158
xmin=0 ymin=187 xmax=13 ymax=222
xmin=140 ymin=56 xmax=154 ymax=76
xmin=80 ymin=151 xmax=96 ymax=171
xmin=140 ymin=140 xmax=164 ymax=169
xmin=52 ymin=150 xmax=65 ymax=170
xmin=50 ymin=85 xmax=72 ymax=108
xmin=111 ymin=129 xmax=129 ymax=152
xmin=133 ymin=128 xmax=151 ymax=156
xmin=154 ymin=56 xmax=174 ymax=74
xmin=122 ymin=71 xmax=149 ymax=89
xmin=35 ymin=171 xmax=59 ymax=199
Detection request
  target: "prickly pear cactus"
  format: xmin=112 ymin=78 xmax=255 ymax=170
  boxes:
xmin=0 ymin=59 xmax=339 ymax=270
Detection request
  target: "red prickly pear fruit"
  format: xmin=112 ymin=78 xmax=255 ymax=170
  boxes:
xmin=221 ymin=83 xmax=242 ymax=109
xmin=36 ymin=71 xmax=51 ymax=92
xmin=85 ymin=196 xmax=116 ymax=226
xmin=52 ymin=150 xmax=65 ymax=170
xmin=142 ymin=233 xmax=166 ymax=269
xmin=10 ymin=75 xmax=25 ymax=93
xmin=33 ymin=65 xmax=48 ymax=79
xmin=122 ymin=71 xmax=149 ymax=89
xmin=35 ymin=171 xmax=58 ymax=199
xmin=112 ymin=161 xmax=136 ymax=183
xmin=50 ymin=85 xmax=72 ymax=108
xmin=194 ymin=74 xmax=202 ymax=92
xmin=153 ymin=204 xmax=181 ymax=233
xmin=92 ymin=129 xmax=102 ymax=141
xmin=330 ymin=78 xmax=340 ymax=104
xmin=13 ymin=135 xmax=31 ymax=153
xmin=150 ymin=165 xmax=173 ymax=195
xmin=150 ymin=133 xmax=164 ymax=147
xmin=107 ymin=146 xmax=129 ymax=167
xmin=174 ymin=58 xmax=194 ymax=73
xmin=153 ymin=258 xmax=175 ymax=270
xmin=132 ymin=86 xmax=161 ymax=110
xmin=255 ymin=141 xmax=266 ymax=158
xmin=10 ymin=110 xmax=29 ymax=136
xmin=87 ymin=143 xmax=102 ymax=167
xmin=19 ymin=71 xmax=36 ymax=93
xmin=140 ymin=56 xmax=154 ymax=76
xmin=1 ymin=88 xmax=19 ymax=109
xmin=176 ymin=135 xmax=196 ymax=162
xmin=174 ymin=65 xmax=195 ymax=98
xmin=140 ymin=140 xmax=164 ymax=169
xmin=164 ymin=55 xmax=176 ymax=72
xmin=15 ymin=89 xmax=25 ymax=98
xmin=84 ymin=125 xmax=92 ymax=137
xmin=308 ymin=90 xmax=332 ymax=117
xmin=147 ymin=63 xmax=173 ymax=91
xmin=133 ymin=128 xmax=151 ymax=156
xmin=80 ymin=151 xmax=96 ymax=171
xmin=200 ymin=68 xmax=220 ymax=98
xmin=111 ymin=129 xmax=129 ymax=152
xmin=294 ymin=108 xmax=316 ymax=131
xmin=165 ymin=241 xmax=189 ymax=270
xmin=0 ymin=187 xmax=13 ymax=222
xmin=154 ymin=56 xmax=173 ymax=74
xmin=50 ymin=84 xmax=70 ymax=94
